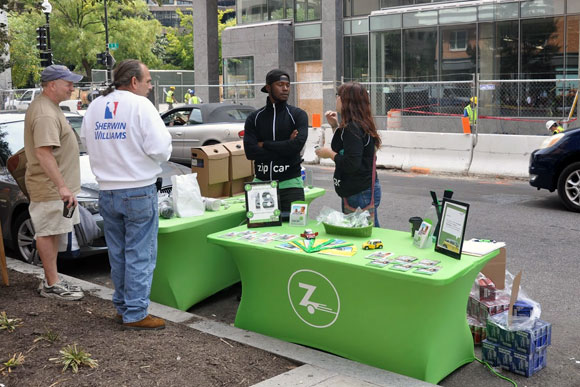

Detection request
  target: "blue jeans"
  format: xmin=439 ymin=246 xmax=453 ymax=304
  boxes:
xmin=99 ymin=184 xmax=158 ymax=323
xmin=341 ymin=180 xmax=382 ymax=227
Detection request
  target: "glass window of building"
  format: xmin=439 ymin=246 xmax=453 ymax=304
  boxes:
xmin=565 ymin=15 xmax=579 ymax=79
xmin=295 ymin=39 xmax=321 ymax=61
xmin=569 ymin=0 xmax=580 ymax=14
xmin=404 ymin=28 xmax=437 ymax=81
xmin=370 ymin=30 xmax=402 ymax=115
xmin=296 ymin=0 xmax=321 ymax=22
xmin=269 ymin=0 xmax=284 ymax=19
xmin=381 ymin=0 xmax=413 ymax=8
xmin=352 ymin=0 xmax=380 ymax=17
xmin=521 ymin=17 xmax=564 ymax=79
xmin=344 ymin=35 xmax=369 ymax=81
xmin=478 ymin=21 xmax=519 ymax=80
xmin=521 ymin=0 xmax=564 ymax=18
xmin=239 ymin=0 xmax=266 ymax=24
xmin=223 ymin=57 xmax=255 ymax=99
xmin=440 ymin=26 xmax=476 ymax=81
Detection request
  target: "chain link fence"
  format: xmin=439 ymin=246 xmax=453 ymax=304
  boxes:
xmin=3 ymin=76 xmax=578 ymax=135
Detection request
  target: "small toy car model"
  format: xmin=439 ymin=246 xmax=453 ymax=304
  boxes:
xmin=301 ymin=228 xmax=318 ymax=240
xmin=362 ymin=239 xmax=383 ymax=250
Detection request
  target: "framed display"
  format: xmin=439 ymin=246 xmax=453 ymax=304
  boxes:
xmin=435 ymin=198 xmax=470 ymax=260
xmin=244 ymin=181 xmax=282 ymax=228
xmin=289 ymin=201 xmax=308 ymax=227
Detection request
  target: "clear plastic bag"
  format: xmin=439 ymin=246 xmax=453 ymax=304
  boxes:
xmin=316 ymin=206 xmax=371 ymax=228
xmin=158 ymin=193 xmax=174 ymax=219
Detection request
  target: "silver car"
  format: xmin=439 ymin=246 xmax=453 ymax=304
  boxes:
xmin=0 ymin=111 xmax=190 ymax=263
xmin=161 ymin=103 xmax=256 ymax=165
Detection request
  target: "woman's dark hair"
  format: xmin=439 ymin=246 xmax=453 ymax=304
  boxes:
xmin=337 ymin=82 xmax=381 ymax=148
xmin=102 ymin=59 xmax=143 ymax=96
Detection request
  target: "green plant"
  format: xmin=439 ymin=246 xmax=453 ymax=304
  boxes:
xmin=0 ymin=311 xmax=23 ymax=332
xmin=50 ymin=344 xmax=98 ymax=373
xmin=0 ymin=353 xmax=25 ymax=374
xmin=33 ymin=329 xmax=60 ymax=344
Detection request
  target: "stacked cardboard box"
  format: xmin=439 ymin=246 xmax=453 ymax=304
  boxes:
xmin=467 ymin=277 xmax=509 ymax=344
xmin=482 ymin=311 xmax=552 ymax=377
xmin=191 ymin=141 xmax=254 ymax=198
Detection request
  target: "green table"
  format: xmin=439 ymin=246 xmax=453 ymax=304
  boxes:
xmin=150 ymin=187 xmax=325 ymax=310
xmin=207 ymin=221 xmax=500 ymax=383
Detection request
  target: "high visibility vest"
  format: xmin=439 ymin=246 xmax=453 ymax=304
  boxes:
xmin=552 ymin=126 xmax=564 ymax=135
xmin=189 ymin=95 xmax=200 ymax=104
xmin=464 ymin=104 xmax=477 ymax=125
xmin=166 ymin=90 xmax=174 ymax=103
xmin=184 ymin=92 xmax=191 ymax=101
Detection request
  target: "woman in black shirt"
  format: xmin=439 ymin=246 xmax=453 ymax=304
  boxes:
xmin=315 ymin=82 xmax=382 ymax=226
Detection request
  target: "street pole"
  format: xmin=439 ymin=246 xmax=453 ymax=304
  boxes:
xmin=104 ymin=0 xmax=111 ymax=83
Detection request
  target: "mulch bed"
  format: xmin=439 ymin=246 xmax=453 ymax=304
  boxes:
xmin=0 ymin=270 xmax=298 ymax=387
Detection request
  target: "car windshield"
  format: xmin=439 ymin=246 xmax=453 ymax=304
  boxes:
xmin=0 ymin=121 xmax=25 ymax=164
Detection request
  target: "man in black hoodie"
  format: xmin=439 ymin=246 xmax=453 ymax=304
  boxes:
xmin=244 ymin=69 xmax=309 ymax=218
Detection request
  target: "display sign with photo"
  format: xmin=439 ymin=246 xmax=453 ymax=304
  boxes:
xmin=435 ymin=198 xmax=469 ymax=260
xmin=244 ymin=181 xmax=282 ymax=228
xmin=289 ymin=201 xmax=308 ymax=226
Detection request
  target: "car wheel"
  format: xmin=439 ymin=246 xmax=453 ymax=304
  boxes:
xmin=378 ymin=245 xmax=383 ymax=249
xmin=12 ymin=210 xmax=39 ymax=264
xmin=557 ymin=162 xmax=580 ymax=212
xmin=203 ymin=140 xmax=220 ymax=146
xmin=363 ymin=246 xmax=369 ymax=250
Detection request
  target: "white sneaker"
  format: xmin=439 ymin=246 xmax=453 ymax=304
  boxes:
xmin=39 ymin=280 xmax=84 ymax=301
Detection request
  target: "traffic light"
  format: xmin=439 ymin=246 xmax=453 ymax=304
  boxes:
xmin=106 ymin=52 xmax=116 ymax=68
xmin=36 ymin=26 xmax=47 ymax=51
xmin=96 ymin=52 xmax=107 ymax=66
xmin=40 ymin=51 xmax=53 ymax=67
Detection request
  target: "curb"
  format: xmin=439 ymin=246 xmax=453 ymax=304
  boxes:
xmin=6 ymin=257 xmax=434 ymax=387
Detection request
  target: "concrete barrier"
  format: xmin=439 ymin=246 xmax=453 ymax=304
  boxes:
xmin=377 ymin=131 xmax=474 ymax=174
xmin=467 ymin=134 xmax=545 ymax=178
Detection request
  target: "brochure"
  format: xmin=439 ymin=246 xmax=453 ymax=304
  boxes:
xmin=390 ymin=264 xmax=415 ymax=272
xmin=462 ymin=239 xmax=506 ymax=256
xmin=365 ymin=251 xmax=394 ymax=260
xmin=319 ymin=245 xmax=357 ymax=257
xmin=415 ymin=266 xmax=442 ymax=275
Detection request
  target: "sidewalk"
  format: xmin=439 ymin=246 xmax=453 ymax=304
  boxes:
xmin=6 ymin=257 xmax=433 ymax=387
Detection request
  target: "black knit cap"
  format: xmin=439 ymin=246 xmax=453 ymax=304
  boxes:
xmin=261 ymin=69 xmax=290 ymax=93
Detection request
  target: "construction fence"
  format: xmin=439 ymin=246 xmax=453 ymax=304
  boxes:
xmin=3 ymin=76 xmax=578 ymax=135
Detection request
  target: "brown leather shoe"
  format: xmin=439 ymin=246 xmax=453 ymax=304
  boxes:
xmin=123 ymin=315 xmax=165 ymax=330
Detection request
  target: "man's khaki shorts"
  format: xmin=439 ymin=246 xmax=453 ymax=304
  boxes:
xmin=29 ymin=200 xmax=80 ymax=237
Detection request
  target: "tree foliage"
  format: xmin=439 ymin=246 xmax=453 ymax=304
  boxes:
xmin=7 ymin=0 xmax=162 ymax=85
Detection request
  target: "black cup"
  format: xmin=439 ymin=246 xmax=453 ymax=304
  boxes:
xmin=409 ymin=216 xmax=423 ymax=237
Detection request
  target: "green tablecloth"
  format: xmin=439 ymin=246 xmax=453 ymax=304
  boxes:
xmin=150 ymin=187 xmax=325 ymax=310
xmin=207 ymin=221 xmax=500 ymax=383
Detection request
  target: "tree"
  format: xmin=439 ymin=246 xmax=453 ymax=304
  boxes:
xmin=7 ymin=10 xmax=43 ymax=87
xmin=7 ymin=0 xmax=162 ymax=83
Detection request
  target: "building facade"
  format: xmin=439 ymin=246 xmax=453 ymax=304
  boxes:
xmin=220 ymin=0 xmax=580 ymax=131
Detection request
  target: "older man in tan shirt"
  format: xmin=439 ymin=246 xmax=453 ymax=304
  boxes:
xmin=24 ymin=65 xmax=84 ymax=300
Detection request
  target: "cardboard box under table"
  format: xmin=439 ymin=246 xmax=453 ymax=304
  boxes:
xmin=207 ymin=221 xmax=501 ymax=384
xmin=191 ymin=145 xmax=229 ymax=197
xmin=150 ymin=187 xmax=326 ymax=311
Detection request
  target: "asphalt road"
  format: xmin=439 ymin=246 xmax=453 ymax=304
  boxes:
xmin=22 ymin=165 xmax=579 ymax=386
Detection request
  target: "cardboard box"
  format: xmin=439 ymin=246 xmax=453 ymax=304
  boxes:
xmin=222 ymin=141 xmax=254 ymax=196
xmin=481 ymin=247 xmax=506 ymax=290
xmin=191 ymin=145 xmax=229 ymax=198
xmin=482 ymin=339 xmax=548 ymax=377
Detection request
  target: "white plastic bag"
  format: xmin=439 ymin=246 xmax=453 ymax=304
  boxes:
xmin=58 ymin=231 xmax=80 ymax=258
xmin=171 ymin=173 xmax=205 ymax=217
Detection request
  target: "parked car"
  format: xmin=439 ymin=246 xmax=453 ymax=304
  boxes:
xmin=0 ymin=112 xmax=190 ymax=263
xmin=160 ymin=103 xmax=256 ymax=165
xmin=4 ymin=89 xmax=83 ymax=112
xmin=529 ymin=127 xmax=580 ymax=212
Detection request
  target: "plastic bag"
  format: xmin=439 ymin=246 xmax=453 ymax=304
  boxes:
xmin=58 ymin=230 xmax=80 ymax=258
xmin=316 ymin=206 xmax=371 ymax=228
xmin=74 ymin=205 xmax=101 ymax=246
xmin=171 ymin=173 xmax=204 ymax=217
xmin=158 ymin=193 xmax=174 ymax=219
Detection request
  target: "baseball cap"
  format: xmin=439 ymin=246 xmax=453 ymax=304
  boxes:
xmin=261 ymin=69 xmax=290 ymax=93
xmin=40 ymin=65 xmax=83 ymax=83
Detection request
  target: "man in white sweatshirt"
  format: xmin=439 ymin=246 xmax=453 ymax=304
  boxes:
xmin=80 ymin=59 xmax=172 ymax=330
